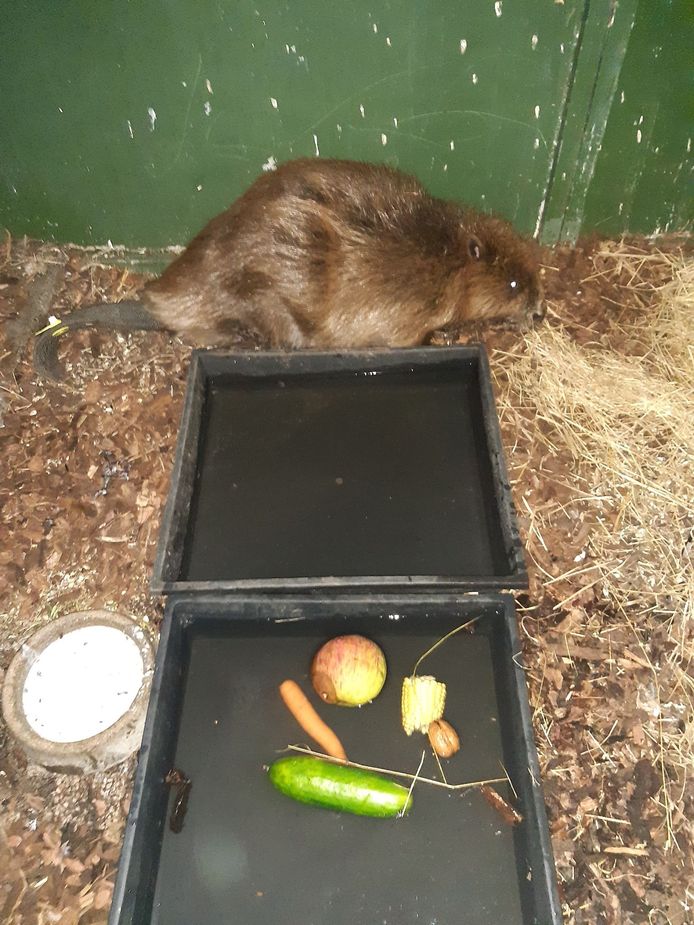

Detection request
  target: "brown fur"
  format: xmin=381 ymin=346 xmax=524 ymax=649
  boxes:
xmin=143 ymin=158 xmax=544 ymax=350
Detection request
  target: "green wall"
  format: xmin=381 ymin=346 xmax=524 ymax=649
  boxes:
xmin=582 ymin=0 xmax=693 ymax=237
xmin=0 ymin=1 xmax=690 ymax=247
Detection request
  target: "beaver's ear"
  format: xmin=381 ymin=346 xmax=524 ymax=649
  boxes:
xmin=468 ymin=235 xmax=484 ymax=260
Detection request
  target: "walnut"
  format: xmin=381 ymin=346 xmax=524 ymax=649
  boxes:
xmin=427 ymin=719 xmax=460 ymax=757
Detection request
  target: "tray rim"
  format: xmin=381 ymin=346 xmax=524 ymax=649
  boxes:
xmin=151 ymin=345 xmax=528 ymax=595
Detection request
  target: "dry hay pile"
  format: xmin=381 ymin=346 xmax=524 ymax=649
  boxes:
xmin=494 ymin=244 xmax=693 ymax=924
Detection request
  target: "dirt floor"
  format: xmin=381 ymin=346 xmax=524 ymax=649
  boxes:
xmin=0 ymin=232 xmax=692 ymax=924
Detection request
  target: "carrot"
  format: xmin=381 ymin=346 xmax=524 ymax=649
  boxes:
xmin=278 ymin=679 xmax=347 ymax=761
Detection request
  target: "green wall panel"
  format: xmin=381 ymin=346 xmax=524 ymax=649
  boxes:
xmin=581 ymin=0 xmax=693 ymax=237
xmin=539 ymin=0 xmax=639 ymax=243
xmin=0 ymin=1 xmax=579 ymax=247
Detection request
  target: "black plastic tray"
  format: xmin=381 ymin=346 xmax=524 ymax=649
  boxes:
xmin=152 ymin=347 xmax=526 ymax=594
xmin=109 ymin=595 xmax=561 ymax=925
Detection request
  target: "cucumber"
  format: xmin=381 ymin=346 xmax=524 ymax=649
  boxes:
xmin=268 ymin=756 xmax=412 ymax=818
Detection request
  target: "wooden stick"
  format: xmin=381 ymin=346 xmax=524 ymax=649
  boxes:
xmin=285 ymin=745 xmax=505 ymax=791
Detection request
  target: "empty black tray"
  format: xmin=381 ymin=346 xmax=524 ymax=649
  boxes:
xmin=109 ymin=595 xmax=561 ymax=925
xmin=152 ymin=347 xmax=526 ymax=594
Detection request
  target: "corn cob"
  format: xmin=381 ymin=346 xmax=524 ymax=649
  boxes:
xmin=401 ymin=675 xmax=446 ymax=735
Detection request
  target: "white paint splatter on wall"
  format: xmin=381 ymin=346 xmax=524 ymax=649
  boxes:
xmin=495 ymin=2 xmax=502 ymax=17
xmin=313 ymin=134 xmax=320 ymax=156
xmin=205 ymin=79 xmax=213 ymax=94
xmin=127 ymin=120 xmax=134 ymax=139
xmin=637 ymin=129 xmax=642 ymax=144
xmin=393 ymin=116 xmax=399 ymax=127
xmin=620 ymin=91 xmax=625 ymax=103
xmin=359 ymin=104 xmax=365 ymax=118
xmin=372 ymin=23 xmax=378 ymax=33
xmin=531 ymin=34 xmax=538 ymax=49
xmin=460 ymin=39 xmax=467 ymax=54
xmin=147 ymin=107 xmax=157 ymax=131
xmin=472 ymin=73 xmax=478 ymax=84
xmin=450 ymin=140 xmax=455 ymax=150
xmin=262 ymin=155 xmax=278 ymax=172
xmin=534 ymin=105 xmax=540 ymax=119
xmin=560 ymin=43 xmax=565 ymax=54
xmin=534 ymin=137 xmax=540 ymax=150
xmin=270 ymin=97 xmax=278 ymax=109
xmin=203 ymin=101 xmax=212 ymax=116
xmin=386 ymin=36 xmax=392 ymax=46
xmin=381 ymin=133 xmax=388 ymax=146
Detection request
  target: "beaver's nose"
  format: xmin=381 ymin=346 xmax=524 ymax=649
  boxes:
xmin=528 ymin=301 xmax=546 ymax=323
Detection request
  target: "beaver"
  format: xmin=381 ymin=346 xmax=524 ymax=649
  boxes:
xmin=33 ymin=158 xmax=544 ymax=379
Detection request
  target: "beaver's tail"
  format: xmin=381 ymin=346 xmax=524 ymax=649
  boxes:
xmin=33 ymin=300 xmax=165 ymax=380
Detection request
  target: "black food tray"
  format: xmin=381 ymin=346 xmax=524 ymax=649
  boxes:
xmin=152 ymin=347 xmax=526 ymax=594
xmin=109 ymin=595 xmax=561 ymax=925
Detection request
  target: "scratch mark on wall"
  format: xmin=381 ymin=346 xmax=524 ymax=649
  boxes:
xmin=344 ymin=125 xmax=452 ymax=151
xmin=399 ymin=110 xmax=548 ymax=150
xmin=284 ymin=65 xmax=443 ymax=148
xmin=313 ymin=134 xmax=320 ymax=156
xmin=127 ymin=120 xmax=134 ymax=139
xmin=174 ymin=54 xmax=203 ymax=163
